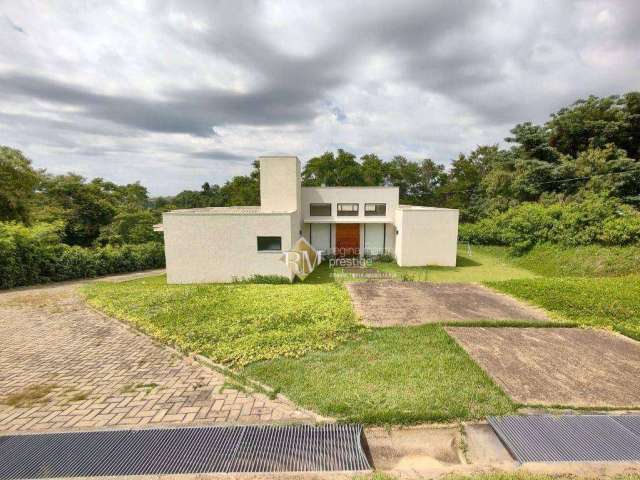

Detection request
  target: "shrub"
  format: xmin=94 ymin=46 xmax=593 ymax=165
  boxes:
xmin=0 ymin=221 xmax=165 ymax=289
xmin=459 ymin=195 xmax=640 ymax=252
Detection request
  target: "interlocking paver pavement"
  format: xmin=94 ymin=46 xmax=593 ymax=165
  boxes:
xmin=0 ymin=275 xmax=317 ymax=433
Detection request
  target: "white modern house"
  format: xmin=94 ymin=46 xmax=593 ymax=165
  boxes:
xmin=162 ymin=156 xmax=459 ymax=283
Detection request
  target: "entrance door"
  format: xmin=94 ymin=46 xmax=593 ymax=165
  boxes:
xmin=335 ymin=223 xmax=360 ymax=257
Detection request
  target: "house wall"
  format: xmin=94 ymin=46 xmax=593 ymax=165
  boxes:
xmin=260 ymin=156 xmax=301 ymax=213
xmin=301 ymin=187 xmax=398 ymax=223
xmin=395 ymin=208 xmax=459 ymax=266
xmin=163 ymin=211 xmax=295 ymax=283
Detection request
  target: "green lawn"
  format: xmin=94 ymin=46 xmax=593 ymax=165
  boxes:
xmin=371 ymin=246 xmax=538 ymax=283
xmin=487 ymin=275 xmax=640 ymax=341
xmin=83 ymin=243 xmax=640 ymax=426
xmin=478 ymin=243 xmax=640 ymax=277
xmin=245 ymin=325 xmax=515 ymax=424
xmin=83 ymin=271 xmax=360 ymax=367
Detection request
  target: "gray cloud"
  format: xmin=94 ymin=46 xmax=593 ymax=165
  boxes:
xmin=189 ymin=149 xmax=249 ymax=162
xmin=0 ymin=0 xmax=639 ymax=195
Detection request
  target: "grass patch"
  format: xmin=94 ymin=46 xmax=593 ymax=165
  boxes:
xmin=2 ymin=384 xmax=57 ymax=407
xmin=487 ymin=275 xmax=640 ymax=341
xmin=477 ymin=243 xmax=640 ymax=277
xmin=371 ymin=246 xmax=538 ymax=283
xmin=244 ymin=325 xmax=516 ymax=425
xmin=82 ymin=265 xmax=359 ymax=367
xmin=67 ymin=391 xmax=89 ymax=402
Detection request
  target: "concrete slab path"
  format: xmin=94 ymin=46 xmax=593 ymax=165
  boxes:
xmin=347 ymin=281 xmax=550 ymax=326
xmin=446 ymin=327 xmax=640 ymax=408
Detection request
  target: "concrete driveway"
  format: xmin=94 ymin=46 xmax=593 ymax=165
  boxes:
xmin=346 ymin=281 xmax=550 ymax=326
xmin=446 ymin=327 xmax=640 ymax=408
xmin=0 ymin=275 xmax=316 ymax=433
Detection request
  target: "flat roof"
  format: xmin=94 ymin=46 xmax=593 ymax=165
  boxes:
xmin=165 ymin=206 xmax=295 ymax=216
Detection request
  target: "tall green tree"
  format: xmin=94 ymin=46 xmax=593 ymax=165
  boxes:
xmin=36 ymin=174 xmax=117 ymax=246
xmin=0 ymin=146 xmax=41 ymax=223
xmin=360 ymin=153 xmax=386 ymax=186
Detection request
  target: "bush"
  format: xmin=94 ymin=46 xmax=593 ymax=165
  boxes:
xmin=459 ymin=195 xmax=640 ymax=252
xmin=0 ymin=221 xmax=165 ymax=289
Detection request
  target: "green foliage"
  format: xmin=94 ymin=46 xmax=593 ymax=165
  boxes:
xmin=487 ymin=275 xmax=640 ymax=342
xmin=460 ymin=195 xmax=640 ymax=252
xmin=0 ymin=146 xmax=42 ymax=223
xmin=547 ymin=93 xmax=640 ymax=158
xmin=302 ymin=149 xmax=365 ymax=186
xmin=0 ymin=221 xmax=164 ymax=289
xmin=245 ymin=325 xmax=515 ymax=424
xmin=97 ymin=209 xmax=160 ymax=245
xmin=83 ymin=273 xmax=360 ymax=367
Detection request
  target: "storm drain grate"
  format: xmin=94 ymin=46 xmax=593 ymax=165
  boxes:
xmin=489 ymin=415 xmax=640 ymax=463
xmin=0 ymin=424 xmax=371 ymax=479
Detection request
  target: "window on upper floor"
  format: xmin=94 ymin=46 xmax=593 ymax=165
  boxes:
xmin=257 ymin=236 xmax=282 ymax=251
xmin=365 ymin=203 xmax=386 ymax=216
xmin=309 ymin=203 xmax=331 ymax=216
xmin=337 ymin=203 xmax=359 ymax=216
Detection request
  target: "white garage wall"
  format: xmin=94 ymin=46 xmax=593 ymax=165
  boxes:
xmin=395 ymin=208 xmax=459 ymax=266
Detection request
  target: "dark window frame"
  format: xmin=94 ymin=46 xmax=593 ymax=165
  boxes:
xmin=337 ymin=203 xmax=359 ymax=216
xmin=364 ymin=203 xmax=387 ymax=216
xmin=257 ymin=236 xmax=282 ymax=252
xmin=309 ymin=203 xmax=332 ymax=216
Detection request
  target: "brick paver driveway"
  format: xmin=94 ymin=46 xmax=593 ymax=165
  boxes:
xmin=0 ymin=274 xmax=317 ymax=433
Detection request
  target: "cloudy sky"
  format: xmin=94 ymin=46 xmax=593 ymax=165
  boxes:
xmin=1 ymin=0 xmax=639 ymax=195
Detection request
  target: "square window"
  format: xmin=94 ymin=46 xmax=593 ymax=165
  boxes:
xmin=310 ymin=203 xmax=331 ymax=216
xmin=365 ymin=203 xmax=386 ymax=216
xmin=257 ymin=236 xmax=282 ymax=251
xmin=337 ymin=203 xmax=359 ymax=216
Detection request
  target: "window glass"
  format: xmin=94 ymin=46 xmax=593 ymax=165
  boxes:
xmin=257 ymin=236 xmax=282 ymax=251
xmin=337 ymin=203 xmax=359 ymax=216
xmin=365 ymin=203 xmax=386 ymax=216
xmin=310 ymin=203 xmax=331 ymax=216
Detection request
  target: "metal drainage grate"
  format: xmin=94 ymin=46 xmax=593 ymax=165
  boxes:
xmin=0 ymin=424 xmax=371 ymax=479
xmin=489 ymin=415 xmax=640 ymax=463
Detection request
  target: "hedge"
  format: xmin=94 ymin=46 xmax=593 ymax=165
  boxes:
xmin=459 ymin=195 xmax=640 ymax=253
xmin=0 ymin=222 xmax=165 ymax=289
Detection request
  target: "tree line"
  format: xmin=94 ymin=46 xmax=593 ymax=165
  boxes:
xmin=2 ymin=91 xmax=639 ymax=251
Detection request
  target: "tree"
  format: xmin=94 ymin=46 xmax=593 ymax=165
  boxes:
xmin=506 ymin=122 xmax=559 ymax=163
xmin=97 ymin=209 xmax=160 ymax=245
xmin=546 ymin=95 xmax=629 ymax=158
xmin=385 ymin=155 xmax=421 ymax=202
xmin=360 ymin=153 xmax=386 ymax=186
xmin=0 ymin=146 xmax=41 ymax=223
xmin=220 ymin=160 xmax=260 ymax=205
xmin=37 ymin=174 xmax=117 ymax=246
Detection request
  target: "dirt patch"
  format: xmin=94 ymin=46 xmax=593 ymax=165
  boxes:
xmin=1 ymin=384 xmax=57 ymax=408
xmin=446 ymin=327 xmax=640 ymax=408
xmin=346 ymin=281 xmax=550 ymax=326
xmin=365 ymin=425 xmax=462 ymax=472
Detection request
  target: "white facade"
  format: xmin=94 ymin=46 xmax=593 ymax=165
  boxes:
xmin=162 ymin=156 xmax=459 ymax=283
